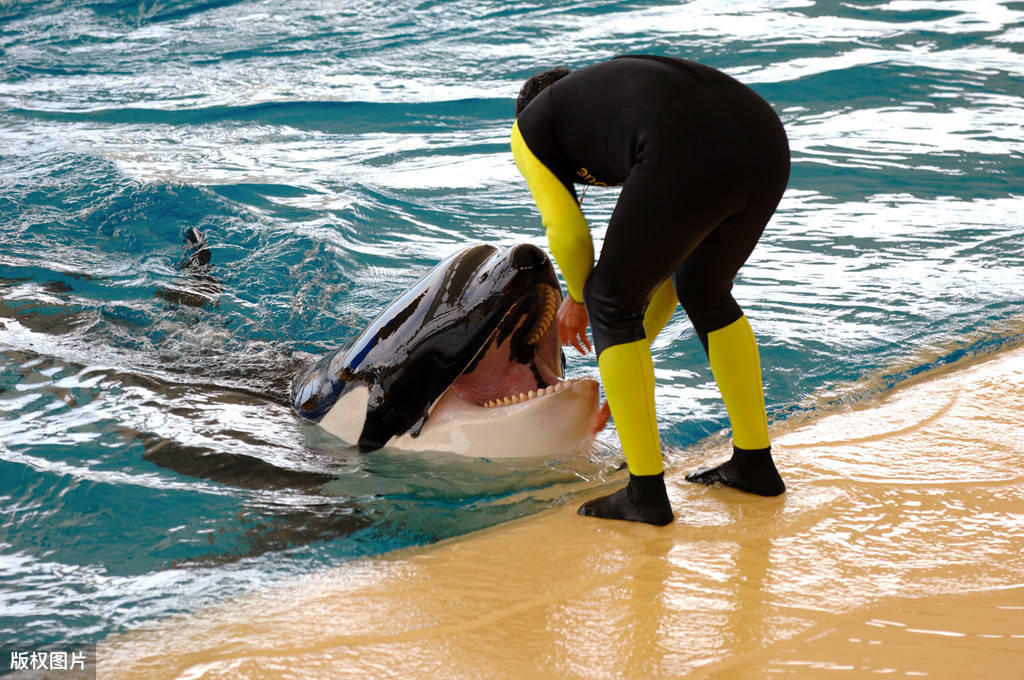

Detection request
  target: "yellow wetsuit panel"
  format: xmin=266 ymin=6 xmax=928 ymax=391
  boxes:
xmin=707 ymin=315 xmax=771 ymax=450
xmin=643 ymin=278 xmax=678 ymax=344
xmin=511 ymin=120 xmax=594 ymax=303
xmin=598 ymin=339 xmax=664 ymax=476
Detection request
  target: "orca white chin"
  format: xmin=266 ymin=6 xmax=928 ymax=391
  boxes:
xmin=390 ymin=376 xmax=600 ymax=458
xmin=317 ymin=376 xmax=600 ymax=458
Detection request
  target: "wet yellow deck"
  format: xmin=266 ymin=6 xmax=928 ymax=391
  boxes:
xmin=101 ymin=344 xmax=1024 ymax=679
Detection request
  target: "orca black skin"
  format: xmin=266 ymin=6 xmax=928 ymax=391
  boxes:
xmin=291 ymin=244 xmax=562 ymax=451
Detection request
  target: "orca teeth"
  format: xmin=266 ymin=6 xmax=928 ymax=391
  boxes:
xmin=481 ymin=379 xmax=575 ymax=408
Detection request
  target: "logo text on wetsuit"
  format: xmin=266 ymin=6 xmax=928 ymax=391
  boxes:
xmin=576 ymin=167 xmax=609 ymax=187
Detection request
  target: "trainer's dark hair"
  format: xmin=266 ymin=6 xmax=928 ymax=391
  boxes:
xmin=515 ymin=67 xmax=571 ymax=117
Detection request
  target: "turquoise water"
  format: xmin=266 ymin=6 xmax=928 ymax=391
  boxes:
xmin=2 ymin=0 xmax=1022 ymax=648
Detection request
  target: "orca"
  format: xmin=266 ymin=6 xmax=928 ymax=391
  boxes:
xmin=291 ymin=243 xmax=600 ymax=458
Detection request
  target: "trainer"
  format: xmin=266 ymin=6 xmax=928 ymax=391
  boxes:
xmin=511 ymin=55 xmax=789 ymax=525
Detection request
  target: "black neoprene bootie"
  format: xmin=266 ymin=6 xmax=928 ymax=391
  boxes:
xmin=578 ymin=472 xmax=674 ymax=526
xmin=685 ymin=446 xmax=785 ymax=496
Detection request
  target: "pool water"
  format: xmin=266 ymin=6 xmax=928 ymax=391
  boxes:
xmin=2 ymin=0 xmax=1022 ymax=648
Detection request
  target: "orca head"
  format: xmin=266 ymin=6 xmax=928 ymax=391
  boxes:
xmin=292 ymin=244 xmax=598 ymax=455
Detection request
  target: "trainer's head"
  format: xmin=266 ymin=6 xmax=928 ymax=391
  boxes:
xmin=515 ymin=67 xmax=571 ymax=118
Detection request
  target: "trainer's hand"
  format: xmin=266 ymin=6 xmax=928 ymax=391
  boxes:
xmin=557 ymin=295 xmax=592 ymax=354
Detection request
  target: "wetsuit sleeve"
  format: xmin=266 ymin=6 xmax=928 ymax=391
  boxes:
xmin=511 ymin=120 xmax=594 ymax=303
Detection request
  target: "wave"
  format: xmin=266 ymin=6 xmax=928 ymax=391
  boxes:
xmin=766 ymin=314 xmax=1024 ymax=433
xmin=8 ymin=98 xmax=510 ymax=133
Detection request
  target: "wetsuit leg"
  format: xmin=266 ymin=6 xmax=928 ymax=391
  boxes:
xmin=675 ymin=195 xmax=786 ymax=496
xmin=576 ymin=279 xmax=679 ymax=526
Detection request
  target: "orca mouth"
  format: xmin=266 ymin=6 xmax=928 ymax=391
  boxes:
xmin=447 ymin=283 xmax=565 ymax=409
xmin=479 ymin=378 xmax=590 ymax=409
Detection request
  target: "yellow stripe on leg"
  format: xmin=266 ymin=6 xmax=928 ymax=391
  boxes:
xmin=643 ymin=278 xmax=678 ymax=345
xmin=707 ymin=315 xmax=770 ymax=450
xmin=598 ymin=339 xmax=663 ymax=476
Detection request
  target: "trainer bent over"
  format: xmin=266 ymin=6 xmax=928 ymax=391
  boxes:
xmin=511 ymin=55 xmax=790 ymax=525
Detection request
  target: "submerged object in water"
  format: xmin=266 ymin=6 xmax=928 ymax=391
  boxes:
xmin=156 ymin=227 xmax=222 ymax=308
